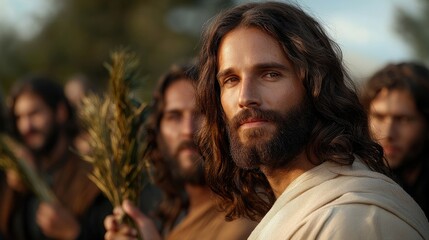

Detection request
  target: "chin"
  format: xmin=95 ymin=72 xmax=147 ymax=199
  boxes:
xmin=386 ymin=158 xmax=402 ymax=169
xmin=241 ymin=126 xmax=274 ymax=138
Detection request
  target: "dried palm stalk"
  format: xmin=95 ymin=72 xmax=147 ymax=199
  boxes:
xmin=79 ymin=50 xmax=151 ymax=232
xmin=0 ymin=134 xmax=56 ymax=203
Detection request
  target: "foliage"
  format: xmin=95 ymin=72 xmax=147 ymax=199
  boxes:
xmin=0 ymin=134 xmax=56 ymax=203
xmin=0 ymin=0 xmax=234 ymax=100
xmin=395 ymin=0 xmax=429 ymax=64
xmin=78 ymin=50 xmax=151 ymax=235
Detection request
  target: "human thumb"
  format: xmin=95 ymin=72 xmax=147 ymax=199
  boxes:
xmin=122 ymin=199 xmax=147 ymax=226
xmin=122 ymin=199 xmax=161 ymax=240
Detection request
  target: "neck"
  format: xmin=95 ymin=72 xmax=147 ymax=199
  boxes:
xmin=39 ymin=133 xmax=69 ymax=172
xmin=260 ymin=151 xmax=316 ymax=198
xmin=184 ymin=183 xmax=212 ymax=213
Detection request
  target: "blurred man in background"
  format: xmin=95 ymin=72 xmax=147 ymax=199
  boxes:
xmin=64 ymin=74 xmax=95 ymax=156
xmin=1 ymin=76 xmax=111 ymax=239
xmin=362 ymin=62 xmax=429 ymax=217
xmin=64 ymin=74 xmax=95 ymax=110
xmin=104 ymin=63 xmax=257 ymax=240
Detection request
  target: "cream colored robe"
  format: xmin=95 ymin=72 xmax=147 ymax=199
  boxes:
xmin=249 ymin=160 xmax=429 ymax=240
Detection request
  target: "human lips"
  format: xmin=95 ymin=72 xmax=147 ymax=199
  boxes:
xmin=382 ymin=144 xmax=401 ymax=156
xmin=23 ymin=131 xmax=41 ymax=142
xmin=180 ymin=146 xmax=198 ymax=154
xmin=176 ymin=142 xmax=200 ymax=157
xmin=239 ymin=118 xmax=269 ymax=128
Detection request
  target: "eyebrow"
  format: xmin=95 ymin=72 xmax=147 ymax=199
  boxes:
xmin=217 ymin=62 xmax=292 ymax=81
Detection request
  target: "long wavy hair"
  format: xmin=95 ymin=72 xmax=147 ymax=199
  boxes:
xmin=145 ymin=62 xmax=197 ymax=233
xmin=196 ymin=1 xmax=389 ymax=221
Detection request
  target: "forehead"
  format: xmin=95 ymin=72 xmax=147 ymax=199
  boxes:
xmin=218 ymin=27 xmax=288 ymax=69
xmin=370 ymin=88 xmax=418 ymax=115
xmin=163 ymin=79 xmax=196 ymax=111
xmin=14 ymin=92 xmax=50 ymax=114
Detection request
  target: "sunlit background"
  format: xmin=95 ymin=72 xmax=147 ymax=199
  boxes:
xmin=0 ymin=0 xmax=428 ymax=98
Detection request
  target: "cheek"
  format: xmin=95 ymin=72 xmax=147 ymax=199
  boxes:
xmin=368 ymin=120 xmax=382 ymax=139
xmin=16 ymin=119 xmax=26 ymax=133
xmin=33 ymin=112 xmax=54 ymax=131
xmin=220 ymin=94 xmax=234 ymax=121
xmin=33 ymin=117 xmax=47 ymax=131
xmin=401 ymin=125 xmax=427 ymax=147
xmin=267 ymin=92 xmax=297 ymax=114
xmin=160 ymin=123 xmax=178 ymax=152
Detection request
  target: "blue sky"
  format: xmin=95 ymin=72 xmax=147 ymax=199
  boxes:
xmin=0 ymin=0 xmax=420 ymax=82
xmin=295 ymin=0 xmax=419 ymax=81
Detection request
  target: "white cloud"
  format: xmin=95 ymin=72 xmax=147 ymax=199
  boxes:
xmin=328 ymin=17 xmax=372 ymax=45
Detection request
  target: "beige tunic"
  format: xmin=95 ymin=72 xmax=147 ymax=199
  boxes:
xmin=167 ymin=196 xmax=257 ymax=240
xmin=249 ymin=159 xmax=429 ymax=240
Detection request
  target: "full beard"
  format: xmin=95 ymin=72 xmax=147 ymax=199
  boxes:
xmin=179 ymin=155 xmax=205 ymax=186
xmin=25 ymin=123 xmax=61 ymax=157
xmin=160 ymin=140 xmax=205 ymax=186
xmin=227 ymin=96 xmax=315 ymax=170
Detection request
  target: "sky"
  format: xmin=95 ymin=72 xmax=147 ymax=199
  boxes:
xmin=0 ymin=0 xmax=420 ymax=82
xmin=295 ymin=0 xmax=419 ymax=82
xmin=0 ymin=0 xmax=55 ymax=38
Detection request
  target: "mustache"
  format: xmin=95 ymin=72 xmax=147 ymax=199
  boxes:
xmin=22 ymin=129 xmax=42 ymax=138
xmin=230 ymin=108 xmax=284 ymax=129
xmin=175 ymin=140 xmax=199 ymax=156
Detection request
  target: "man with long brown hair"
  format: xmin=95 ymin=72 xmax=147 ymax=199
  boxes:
xmin=2 ymin=76 xmax=111 ymax=239
xmin=362 ymin=62 xmax=429 ymax=218
xmin=196 ymin=2 xmax=429 ymax=239
xmin=104 ymin=63 xmax=256 ymax=240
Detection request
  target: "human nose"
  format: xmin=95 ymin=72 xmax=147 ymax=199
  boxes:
xmin=17 ymin=116 xmax=32 ymax=134
xmin=181 ymin=114 xmax=198 ymax=138
xmin=238 ymin=77 xmax=261 ymax=108
xmin=380 ymin=118 xmax=397 ymax=141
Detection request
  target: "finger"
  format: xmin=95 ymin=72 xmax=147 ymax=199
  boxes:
xmin=36 ymin=211 xmax=53 ymax=232
xmin=104 ymin=215 xmax=118 ymax=231
xmin=105 ymin=231 xmax=137 ymax=240
xmin=37 ymin=202 xmax=57 ymax=222
xmin=113 ymin=206 xmax=124 ymax=216
xmin=118 ymin=225 xmax=138 ymax=237
xmin=122 ymin=200 xmax=146 ymax=222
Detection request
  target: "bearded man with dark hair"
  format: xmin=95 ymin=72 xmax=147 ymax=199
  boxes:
xmin=104 ymin=63 xmax=256 ymax=240
xmin=196 ymin=2 xmax=429 ymax=239
xmin=1 ymin=76 xmax=111 ymax=240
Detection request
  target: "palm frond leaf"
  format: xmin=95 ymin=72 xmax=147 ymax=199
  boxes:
xmin=78 ymin=49 xmax=151 ymax=216
xmin=0 ymin=134 xmax=56 ymax=203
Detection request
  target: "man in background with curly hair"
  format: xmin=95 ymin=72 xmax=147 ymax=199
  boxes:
xmin=362 ymin=62 xmax=429 ymax=218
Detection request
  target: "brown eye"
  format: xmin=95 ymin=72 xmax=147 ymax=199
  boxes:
xmin=263 ymin=71 xmax=280 ymax=80
xmin=222 ymin=76 xmax=239 ymax=87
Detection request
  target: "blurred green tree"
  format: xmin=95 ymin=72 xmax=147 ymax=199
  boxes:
xmin=0 ymin=0 xmax=234 ymax=99
xmin=395 ymin=0 xmax=429 ymax=65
